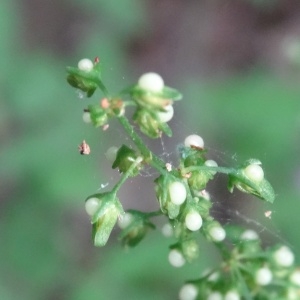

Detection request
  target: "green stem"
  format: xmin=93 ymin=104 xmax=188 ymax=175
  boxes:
xmin=112 ymin=156 xmax=143 ymax=194
xmin=95 ymin=78 xmax=110 ymax=99
xmin=182 ymin=165 xmax=235 ymax=175
xmin=145 ymin=210 xmax=163 ymax=218
xmin=117 ymin=115 xmax=168 ymax=175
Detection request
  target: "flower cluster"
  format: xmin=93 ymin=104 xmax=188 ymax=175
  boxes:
xmin=66 ymin=58 xmax=298 ymax=299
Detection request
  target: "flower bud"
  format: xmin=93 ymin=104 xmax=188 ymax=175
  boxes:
xmin=290 ymin=270 xmax=300 ymax=287
xmin=207 ymin=291 xmax=223 ymax=300
xmin=273 ymin=246 xmax=294 ymax=267
xmin=138 ymin=72 xmax=164 ymax=92
xmin=78 ymin=58 xmax=94 ymax=72
xmin=255 ymin=267 xmax=273 ymax=286
xmin=105 ymin=146 xmax=119 ymax=162
xmin=82 ymin=111 xmax=92 ymax=123
xmin=244 ymin=164 xmax=264 ymax=182
xmin=85 ymin=197 xmax=101 ymax=216
xmin=185 ymin=211 xmax=203 ymax=231
xmin=241 ymin=229 xmax=259 ymax=241
xmin=157 ymin=104 xmax=174 ymax=123
xmin=184 ymin=134 xmax=204 ymax=149
xmin=209 ymin=226 xmax=226 ymax=242
xmin=179 ymin=284 xmax=198 ymax=300
xmin=169 ymin=181 xmax=187 ymax=205
xmin=168 ymin=249 xmax=186 ymax=268
xmin=161 ymin=223 xmax=174 ymax=237
xmin=224 ymin=290 xmax=240 ymax=300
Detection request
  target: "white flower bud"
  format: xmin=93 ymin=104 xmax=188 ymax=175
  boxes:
xmin=179 ymin=284 xmax=198 ymax=300
xmin=224 ymin=290 xmax=240 ymax=300
xmin=105 ymin=146 xmax=119 ymax=162
xmin=255 ymin=267 xmax=273 ymax=286
xmin=185 ymin=211 xmax=203 ymax=231
xmin=209 ymin=226 xmax=226 ymax=242
xmin=78 ymin=58 xmax=94 ymax=72
xmin=138 ymin=72 xmax=164 ymax=92
xmin=168 ymin=181 xmax=187 ymax=205
xmin=244 ymin=164 xmax=264 ymax=182
xmin=157 ymin=105 xmax=174 ymax=123
xmin=85 ymin=197 xmax=101 ymax=216
xmin=290 ymin=270 xmax=300 ymax=286
xmin=168 ymin=249 xmax=185 ymax=267
xmin=205 ymin=160 xmax=218 ymax=175
xmin=184 ymin=134 xmax=204 ymax=149
xmin=241 ymin=229 xmax=259 ymax=241
xmin=117 ymin=212 xmax=133 ymax=229
xmin=161 ymin=223 xmax=173 ymax=237
xmin=207 ymin=291 xmax=223 ymax=300
xmin=273 ymin=246 xmax=294 ymax=267
xmin=82 ymin=111 xmax=92 ymax=123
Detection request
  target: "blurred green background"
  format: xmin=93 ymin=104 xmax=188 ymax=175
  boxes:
xmin=1 ymin=1 xmax=300 ymax=299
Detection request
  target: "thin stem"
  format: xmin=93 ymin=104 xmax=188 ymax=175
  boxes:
xmin=117 ymin=115 xmax=168 ymax=175
xmin=145 ymin=210 xmax=163 ymax=218
xmin=112 ymin=156 xmax=143 ymax=194
xmin=95 ymin=78 xmax=111 ymax=99
xmin=182 ymin=165 xmax=236 ymax=176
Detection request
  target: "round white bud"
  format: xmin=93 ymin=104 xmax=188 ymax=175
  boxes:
xmin=138 ymin=72 xmax=164 ymax=92
xmin=290 ymin=270 xmax=300 ymax=286
xmin=168 ymin=181 xmax=187 ymax=205
xmin=255 ymin=267 xmax=273 ymax=286
xmin=207 ymin=291 xmax=223 ymax=300
xmin=209 ymin=226 xmax=226 ymax=242
xmin=82 ymin=111 xmax=92 ymax=123
xmin=117 ymin=213 xmax=133 ymax=229
xmin=85 ymin=197 xmax=101 ymax=216
xmin=184 ymin=134 xmax=204 ymax=149
xmin=273 ymin=246 xmax=294 ymax=267
xmin=241 ymin=229 xmax=259 ymax=241
xmin=185 ymin=211 xmax=203 ymax=231
xmin=224 ymin=290 xmax=240 ymax=300
xmin=161 ymin=223 xmax=173 ymax=237
xmin=179 ymin=284 xmax=198 ymax=300
xmin=168 ymin=249 xmax=186 ymax=268
xmin=244 ymin=164 xmax=264 ymax=182
xmin=205 ymin=160 xmax=218 ymax=175
xmin=78 ymin=58 xmax=94 ymax=72
xmin=157 ymin=105 xmax=174 ymax=123
xmin=105 ymin=146 xmax=119 ymax=162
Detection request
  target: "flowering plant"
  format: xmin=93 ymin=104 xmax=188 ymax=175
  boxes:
xmin=66 ymin=58 xmax=300 ymax=299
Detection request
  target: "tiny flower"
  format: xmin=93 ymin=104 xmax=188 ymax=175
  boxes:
xmin=184 ymin=134 xmax=204 ymax=149
xmin=105 ymin=146 xmax=119 ymax=162
xmin=78 ymin=58 xmax=94 ymax=72
xmin=157 ymin=104 xmax=174 ymax=123
xmin=85 ymin=197 xmax=101 ymax=216
xmin=273 ymin=246 xmax=294 ymax=267
xmin=168 ymin=181 xmax=187 ymax=205
xmin=290 ymin=269 xmax=300 ymax=287
xmin=207 ymin=291 xmax=223 ymax=300
xmin=138 ymin=72 xmax=164 ymax=92
xmin=255 ymin=267 xmax=273 ymax=286
xmin=179 ymin=284 xmax=198 ymax=300
xmin=161 ymin=223 xmax=173 ymax=237
xmin=168 ymin=249 xmax=186 ymax=267
xmin=241 ymin=229 xmax=259 ymax=241
xmin=224 ymin=290 xmax=240 ymax=300
xmin=244 ymin=164 xmax=264 ymax=182
xmin=117 ymin=212 xmax=133 ymax=229
xmin=82 ymin=111 xmax=92 ymax=123
xmin=208 ymin=226 xmax=226 ymax=242
xmin=185 ymin=211 xmax=203 ymax=231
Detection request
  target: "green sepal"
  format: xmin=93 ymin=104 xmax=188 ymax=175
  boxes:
xmin=118 ymin=210 xmax=155 ymax=247
xmin=87 ymin=193 xmax=123 ymax=247
xmin=133 ymin=108 xmax=172 ymax=138
xmin=154 ymin=175 xmax=181 ymax=219
xmin=112 ymin=145 xmax=141 ymax=176
xmin=181 ymin=239 xmax=199 ymax=262
xmin=66 ymin=62 xmax=103 ymax=97
xmin=180 ymin=146 xmax=207 ymax=167
xmin=228 ymin=169 xmax=275 ymax=203
xmin=130 ymin=85 xmax=181 ymax=111
xmin=188 ymin=169 xmax=214 ymax=191
xmin=87 ymin=104 xmax=108 ymax=127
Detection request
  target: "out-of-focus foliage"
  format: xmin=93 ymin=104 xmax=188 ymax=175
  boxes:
xmin=1 ymin=0 xmax=300 ymax=299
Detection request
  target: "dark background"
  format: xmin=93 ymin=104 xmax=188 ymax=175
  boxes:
xmin=1 ymin=1 xmax=300 ymax=299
